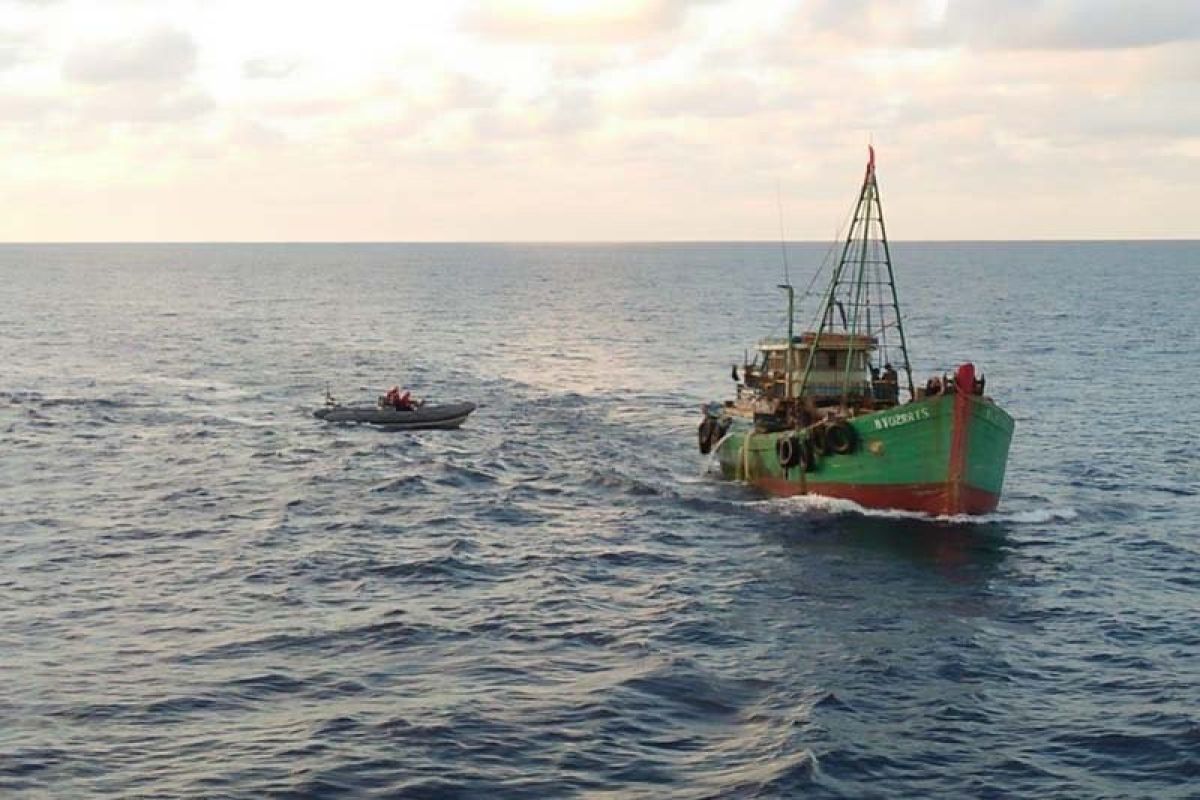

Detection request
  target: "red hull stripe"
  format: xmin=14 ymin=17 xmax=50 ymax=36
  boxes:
xmin=754 ymin=478 xmax=1000 ymax=516
xmin=947 ymin=389 xmax=973 ymax=512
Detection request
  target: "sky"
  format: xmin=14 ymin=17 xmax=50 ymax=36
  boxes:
xmin=2 ymin=0 xmax=1198 ymax=241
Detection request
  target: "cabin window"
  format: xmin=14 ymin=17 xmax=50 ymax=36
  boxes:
xmin=826 ymin=352 xmax=837 ymax=368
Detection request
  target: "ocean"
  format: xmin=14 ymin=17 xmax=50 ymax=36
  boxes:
xmin=2 ymin=242 xmax=1197 ymax=798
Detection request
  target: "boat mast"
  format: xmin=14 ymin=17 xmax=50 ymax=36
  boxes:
xmin=871 ymin=160 xmax=916 ymax=400
xmin=795 ymin=146 xmax=914 ymax=405
xmin=840 ymin=164 xmax=876 ymax=407
xmin=779 ymin=283 xmax=794 ymax=400
xmin=776 ymin=182 xmax=795 ymax=403
xmin=795 ymin=152 xmax=874 ymax=402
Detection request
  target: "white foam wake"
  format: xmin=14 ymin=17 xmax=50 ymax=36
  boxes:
xmin=745 ymin=493 xmax=1078 ymax=525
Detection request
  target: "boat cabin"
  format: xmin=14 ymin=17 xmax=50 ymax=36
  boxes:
xmin=738 ymin=331 xmax=899 ymax=409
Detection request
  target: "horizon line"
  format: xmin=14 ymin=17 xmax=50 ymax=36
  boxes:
xmin=0 ymin=237 xmax=1197 ymax=245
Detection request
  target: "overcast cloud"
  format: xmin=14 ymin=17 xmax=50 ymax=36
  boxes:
xmin=62 ymin=27 xmax=197 ymax=85
xmin=1 ymin=0 xmax=1198 ymax=240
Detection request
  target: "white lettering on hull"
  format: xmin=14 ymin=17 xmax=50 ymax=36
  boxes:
xmin=872 ymin=406 xmax=932 ymax=431
xmin=975 ymin=402 xmax=1013 ymax=432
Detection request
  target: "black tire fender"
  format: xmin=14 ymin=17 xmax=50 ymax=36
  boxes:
xmin=825 ymin=421 xmax=858 ymax=455
xmin=777 ymin=435 xmax=800 ymax=469
xmin=810 ymin=423 xmax=830 ymax=456
xmin=797 ymin=439 xmax=814 ymax=472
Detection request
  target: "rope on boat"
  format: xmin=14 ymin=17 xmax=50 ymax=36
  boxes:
xmin=740 ymin=430 xmax=753 ymax=480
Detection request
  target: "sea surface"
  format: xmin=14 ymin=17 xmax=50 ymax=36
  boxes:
xmin=2 ymin=242 xmax=1198 ymax=799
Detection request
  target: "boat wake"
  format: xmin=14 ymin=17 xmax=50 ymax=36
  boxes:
xmin=748 ymin=493 xmax=1078 ymax=525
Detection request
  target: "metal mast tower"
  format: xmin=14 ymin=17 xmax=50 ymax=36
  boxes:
xmin=798 ymin=147 xmax=915 ymax=405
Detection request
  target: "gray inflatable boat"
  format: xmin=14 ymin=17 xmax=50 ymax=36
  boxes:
xmin=314 ymin=400 xmax=476 ymax=429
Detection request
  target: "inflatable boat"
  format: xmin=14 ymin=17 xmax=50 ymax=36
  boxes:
xmin=314 ymin=400 xmax=476 ymax=430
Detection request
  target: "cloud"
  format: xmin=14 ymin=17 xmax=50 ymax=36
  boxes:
xmin=54 ymin=26 xmax=213 ymax=124
xmin=467 ymin=85 xmax=600 ymax=142
xmin=805 ymin=0 xmax=1200 ymax=50
xmin=464 ymin=0 xmax=708 ymax=43
xmin=939 ymin=0 xmax=1200 ymax=50
xmin=1 ymin=0 xmax=1197 ymax=240
xmin=62 ymin=27 xmax=197 ymax=85
xmin=440 ymin=72 xmax=501 ymax=109
xmin=550 ymin=46 xmax=629 ymax=80
xmin=78 ymin=85 xmax=215 ymax=123
xmin=0 ymin=29 xmax=38 ymax=71
xmin=630 ymin=76 xmax=765 ymax=119
xmin=540 ymin=86 xmax=600 ymax=134
xmin=242 ymin=57 xmax=300 ymax=80
xmin=226 ymin=119 xmax=288 ymax=149
xmin=0 ymin=92 xmax=57 ymax=121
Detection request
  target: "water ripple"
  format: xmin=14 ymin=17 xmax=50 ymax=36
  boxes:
xmin=2 ymin=243 xmax=1197 ymax=798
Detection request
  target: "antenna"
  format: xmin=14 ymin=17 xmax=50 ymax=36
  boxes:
xmin=775 ymin=180 xmax=790 ymax=287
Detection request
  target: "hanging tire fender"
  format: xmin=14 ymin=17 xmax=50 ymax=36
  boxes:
xmin=777 ymin=435 xmax=800 ymax=469
xmin=778 ymin=435 xmax=815 ymax=471
xmin=810 ymin=423 xmax=830 ymax=456
xmin=825 ymin=421 xmax=858 ymax=455
xmin=798 ymin=438 xmax=815 ymax=471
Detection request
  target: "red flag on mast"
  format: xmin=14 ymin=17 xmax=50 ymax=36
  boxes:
xmin=868 ymin=145 xmax=875 ymax=170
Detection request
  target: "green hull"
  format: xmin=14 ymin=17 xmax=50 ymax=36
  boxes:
xmin=715 ymin=393 xmax=1014 ymax=515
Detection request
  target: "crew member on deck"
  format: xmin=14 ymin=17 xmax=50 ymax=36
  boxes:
xmin=385 ymin=386 xmax=416 ymax=410
xmin=881 ymin=363 xmax=899 ymax=403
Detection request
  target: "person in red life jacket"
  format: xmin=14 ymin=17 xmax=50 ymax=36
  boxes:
xmin=383 ymin=385 xmax=421 ymax=410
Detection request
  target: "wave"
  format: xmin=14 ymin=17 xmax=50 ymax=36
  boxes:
xmin=0 ymin=391 xmax=137 ymax=410
xmin=589 ymin=468 xmax=671 ymax=498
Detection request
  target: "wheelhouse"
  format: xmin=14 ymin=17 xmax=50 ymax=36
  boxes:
xmin=739 ymin=331 xmax=897 ymax=409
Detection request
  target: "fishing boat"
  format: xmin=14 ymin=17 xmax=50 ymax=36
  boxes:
xmin=315 ymin=390 xmax=476 ymax=430
xmin=699 ymin=148 xmax=1013 ymax=515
